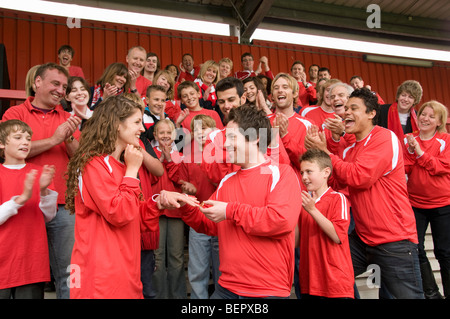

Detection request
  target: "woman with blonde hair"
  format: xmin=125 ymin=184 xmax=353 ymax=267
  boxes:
xmin=194 ymin=60 xmax=220 ymax=110
xmin=218 ymin=57 xmax=233 ymax=80
xmin=404 ymin=100 xmax=450 ymax=299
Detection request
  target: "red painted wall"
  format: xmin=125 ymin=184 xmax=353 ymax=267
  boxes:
xmin=1 ymin=8 xmax=450 ymax=114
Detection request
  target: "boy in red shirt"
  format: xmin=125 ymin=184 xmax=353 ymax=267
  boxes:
xmin=171 ymin=104 xmax=302 ymax=298
xmin=0 ymin=120 xmax=57 ymax=298
xmin=297 ymin=149 xmax=354 ymax=299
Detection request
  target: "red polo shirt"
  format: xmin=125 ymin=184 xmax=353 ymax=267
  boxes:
xmin=2 ymin=97 xmax=80 ymax=204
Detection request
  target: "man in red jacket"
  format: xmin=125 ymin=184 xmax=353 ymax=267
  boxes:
xmin=307 ymin=87 xmax=424 ymax=299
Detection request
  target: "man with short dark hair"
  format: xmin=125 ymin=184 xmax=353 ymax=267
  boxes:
xmin=308 ymin=64 xmax=320 ymax=87
xmin=2 ymin=62 xmax=81 ymax=299
xmin=215 ymin=77 xmax=245 ymax=125
xmin=307 ymin=88 xmax=424 ymax=299
xmin=318 ymin=67 xmax=331 ymax=80
xmin=290 ymin=61 xmax=317 ymax=109
xmin=177 ymin=104 xmax=302 ymax=299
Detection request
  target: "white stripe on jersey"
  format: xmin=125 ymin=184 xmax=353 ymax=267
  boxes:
xmin=216 ymin=171 xmax=238 ymax=200
xmin=331 ymin=191 xmax=348 ymax=220
xmin=383 ymin=131 xmax=399 ymax=176
xmin=104 ymin=155 xmax=113 ymax=173
xmin=342 ymin=143 xmax=356 ymax=160
xmin=300 ymin=106 xmax=318 ymax=117
xmin=268 ymin=165 xmax=280 ymax=192
xmin=437 ymin=138 xmax=446 ymax=153
xmin=295 ymin=117 xmax=313 ymax=129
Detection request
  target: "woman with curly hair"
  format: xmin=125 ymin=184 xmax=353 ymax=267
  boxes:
xmin=65 ymin=96 xmax=196 ymax=299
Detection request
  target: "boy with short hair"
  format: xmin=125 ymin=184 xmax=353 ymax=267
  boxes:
xmin=297 ymin=149 xmax=354 ymax=299
xmin=0 ymin=120 xmax=58 ymax=299
xmin=176 ymin=81 xmax=224 ymax=132
xmin=142 ymin=85 xmax=168 ymax=143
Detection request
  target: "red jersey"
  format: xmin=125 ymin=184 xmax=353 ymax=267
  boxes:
xmin=0 ymin=164 xmax=52 ymax=289
xmin=180 ymin=108 xmax=224 ymax=133
xmin=70 ymin=155 xmax=160 ymax=299
xmin=138 ymin=140 xmax=160 ymax=251
xmin=164 ymin=100 xmax=181 ymax=123
xmin=301 ymin=106 xmax=335 ymax=130
xmin=194 ymin=79 xmax=217 ymax=106
xmin=325 ymin=129 xmax=356 ymax=197
xmin=68 ymin=65 xmax=85 ymax=78
xmin=330 ymin=126 xmax=418 ymax=246
xmin=298 ymin=187 xmax=354 ymax=298
xmin=403 ymin=132 xmax=450 ymax=209
xmin=200 ymin=128 xmax=291 ymax=184
xmin=375 ymin=92 xmax=385 ymax=105
xmin=182 ymin=161 xmax=302 ymax=297
xmin=2 ymin=97 xmax=81 ymax=204
xmin=308 ymin=81 xmax=316 ymax=88
xmin=178 ymin=148 xmax=217 ymax=202
xmin=296 ymin=82 xmax=317 ymax=108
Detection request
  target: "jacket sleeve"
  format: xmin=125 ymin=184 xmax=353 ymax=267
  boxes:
xmin=139 ymin=199 xmax=162 ymax=232
xmin=415 ymin=137 xmax=450 ymax=176
xmin=330 ymin=130 xmax=401 ymax=190
xmin=281 ymin=132 xmax=306 ymax=170
xmin=164 ymin=156 xmax=181 ymax=183
xmin=180 ymin=202 xmax=218 ymax=236
xmin=81 ymin=159 xmax=142 ymax=227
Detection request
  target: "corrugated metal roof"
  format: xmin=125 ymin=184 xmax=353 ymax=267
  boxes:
xmin=44 ymin=0 xmax=450 ymax=44
xmin=313 ymin=0 xmax=450 ymax=20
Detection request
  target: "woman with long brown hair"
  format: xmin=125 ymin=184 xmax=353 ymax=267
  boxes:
xmin=65 ymin=96 xmax=196 ymax=298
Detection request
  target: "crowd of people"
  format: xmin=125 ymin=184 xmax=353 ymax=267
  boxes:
xmin=0 ymin=43 xmax=449 ymax=300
